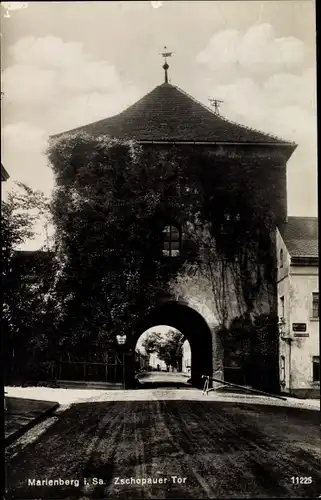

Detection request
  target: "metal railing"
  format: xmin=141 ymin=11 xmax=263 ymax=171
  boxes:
xmin=202 ymin=375 xmax=287 ymax=400
xmin=57 ymin=361 xmax=123 ymax=383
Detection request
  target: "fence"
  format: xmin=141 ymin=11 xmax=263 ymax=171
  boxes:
xmin=57 ymin=360 xmax=123 ymax=383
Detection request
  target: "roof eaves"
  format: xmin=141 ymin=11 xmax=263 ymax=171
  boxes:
xmin=137 ymin=140 xmax=296 ymax=147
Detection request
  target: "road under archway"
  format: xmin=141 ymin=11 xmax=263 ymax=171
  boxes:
xmin=126 ymin=302 xmax=213 ymax=389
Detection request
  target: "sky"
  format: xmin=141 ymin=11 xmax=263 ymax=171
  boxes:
xmin=1 ymin=1 xmax=317 ymax=250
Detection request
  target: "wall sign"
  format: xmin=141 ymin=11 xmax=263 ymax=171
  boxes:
xmin=292 ymin=323 xmax=307 ymax=332
xmin=293 ymin=333 xmax=309 ymax=338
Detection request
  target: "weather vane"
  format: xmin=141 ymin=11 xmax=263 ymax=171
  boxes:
xmin=208 ymin=98 xmax=224 ymax=115
xmin=160 ymin=46 xmax=174 ymax=84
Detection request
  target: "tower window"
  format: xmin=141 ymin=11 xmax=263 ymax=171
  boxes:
xmin=163 ymin=224 xmax=180 ymax=257
xmin=280 ymin=249 xmax=284 ymax=268
xmin=280 ymin=296 xmax=285 ymax=319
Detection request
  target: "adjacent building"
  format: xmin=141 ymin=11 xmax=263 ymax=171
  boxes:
xmin=182 ymin=339 xmax=191 ymax=374
xmin=276 ymin=217 xmax=319 ymax=398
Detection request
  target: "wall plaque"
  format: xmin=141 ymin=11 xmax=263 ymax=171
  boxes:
xmin=292 ymin=323 xmax=307 ymax=332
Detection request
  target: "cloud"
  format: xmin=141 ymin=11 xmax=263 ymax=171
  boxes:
xmin=1 ymin=122 xmax=52 ymax=193
xmin=2 ymin=36 xmax=142 ymax=126
xmin=2 ymin=64 xmax=56 ymax=103
xmin=10 ymin=36 xmax=86 ymax=69
xmin=196 ymin=25 xmax=316 ymax=216
xmin=196 ymin=23 xmax=305 ymax=78
xmin=210 ymin=69 xmax=316 ymax=142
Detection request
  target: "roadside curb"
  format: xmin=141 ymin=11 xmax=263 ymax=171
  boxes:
xmin=5 ymin=402 xmax=60 ymax=447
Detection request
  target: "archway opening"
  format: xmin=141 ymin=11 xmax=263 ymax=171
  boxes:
xmin=126 ymin=302 xmax=213 ymax=389
xmin=135 ymin=325 xmax=192 ymax=388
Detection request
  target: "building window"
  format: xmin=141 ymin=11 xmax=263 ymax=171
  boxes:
xmin=280 ymin=355 xmax=286 ymax=383
xmin=280 ymin=249 xmax=283 ymax=268
xmin=280 ymin=296 xmax=285 ymax=320
xmin=312 ymin=356 xmax=320 ymax=382
xmin=312 ymin=292 xmax=319 ymax=318
xmin=162 ymin=224 xmax=180 ymax=257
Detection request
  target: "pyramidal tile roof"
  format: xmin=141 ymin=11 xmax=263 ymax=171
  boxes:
xmin=53 ymin=83 xmax=296 ymax=146
xmin=281 ymin=216 xmax=318 ymax=258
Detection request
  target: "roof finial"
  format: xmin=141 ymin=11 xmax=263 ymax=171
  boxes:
xmin=160 ymin=46 xmax=173 ymax=84
xmin=208 ymin=98 xmax=224 ymax=115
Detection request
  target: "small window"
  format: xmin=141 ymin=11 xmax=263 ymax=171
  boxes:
xmin=280 ymin=355 xmax=285 ymax=383
xmin=312 ymin=356 xmax=320 ymax=382
xmin=280 ymin=296 xmax=285 ymax=319
xmin=162 ymin=224 xmax=180 ymax=257
xmin=280 ymin=249 xmax=283 ymax=268
xmin=312 ymin=292 xmax=319 ymax=318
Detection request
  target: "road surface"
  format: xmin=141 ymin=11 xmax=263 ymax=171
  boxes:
xmin=6 ymin=393 xmax=321 ymax=499
xmin=136 ymin=370 xmax=192 ymax=388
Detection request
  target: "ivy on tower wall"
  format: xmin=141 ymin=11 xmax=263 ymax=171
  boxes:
xmin=46 ymin=133 xmax=284 ymax=391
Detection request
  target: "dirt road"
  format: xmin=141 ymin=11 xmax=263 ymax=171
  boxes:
xmin=6 ymin=399 xmax=321 ymax=499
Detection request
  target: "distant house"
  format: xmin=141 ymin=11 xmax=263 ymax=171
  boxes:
xmin=276 ymin=216 xmax=319 ymax=398
xmin=1 ymin=163 xmax=9 ymax=182
xmin=182 ymin=339 xmax=191 ymax=374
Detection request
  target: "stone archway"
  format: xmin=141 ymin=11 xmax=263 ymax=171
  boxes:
xmin=125 ymin=301 xmax=213 ymax=389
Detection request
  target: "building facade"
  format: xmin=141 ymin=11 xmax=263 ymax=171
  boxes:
xmin=276 ymin=217 xmax=319 ymax=398
xmin=50 ymin=64 xmax=297 ymax=390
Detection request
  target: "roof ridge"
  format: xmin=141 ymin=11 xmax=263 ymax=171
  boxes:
xmin=173 ymin=84 xmax=296 ymax=146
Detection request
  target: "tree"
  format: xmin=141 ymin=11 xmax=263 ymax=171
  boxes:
xmin=141 ymin=329 xmax=185 ymax=371
xmin=2 ymin=183 xmax=53 ymax=381
xmin=157 ymin=330 xmax=185 ymax=371
xmin=141 ymin=332 xmax=162 ymax=355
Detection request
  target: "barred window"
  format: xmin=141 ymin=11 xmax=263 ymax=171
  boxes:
xmin=312 ymin=292 xmax=319 ymax=318
xmin=312 ymin=356 xmax=320 ymax=382
xmin=163 ymin=224 xmax=180 ymax=257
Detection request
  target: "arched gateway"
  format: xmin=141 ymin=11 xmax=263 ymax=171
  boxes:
xmin=126 ymin=301 xmax=213 ymax=389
